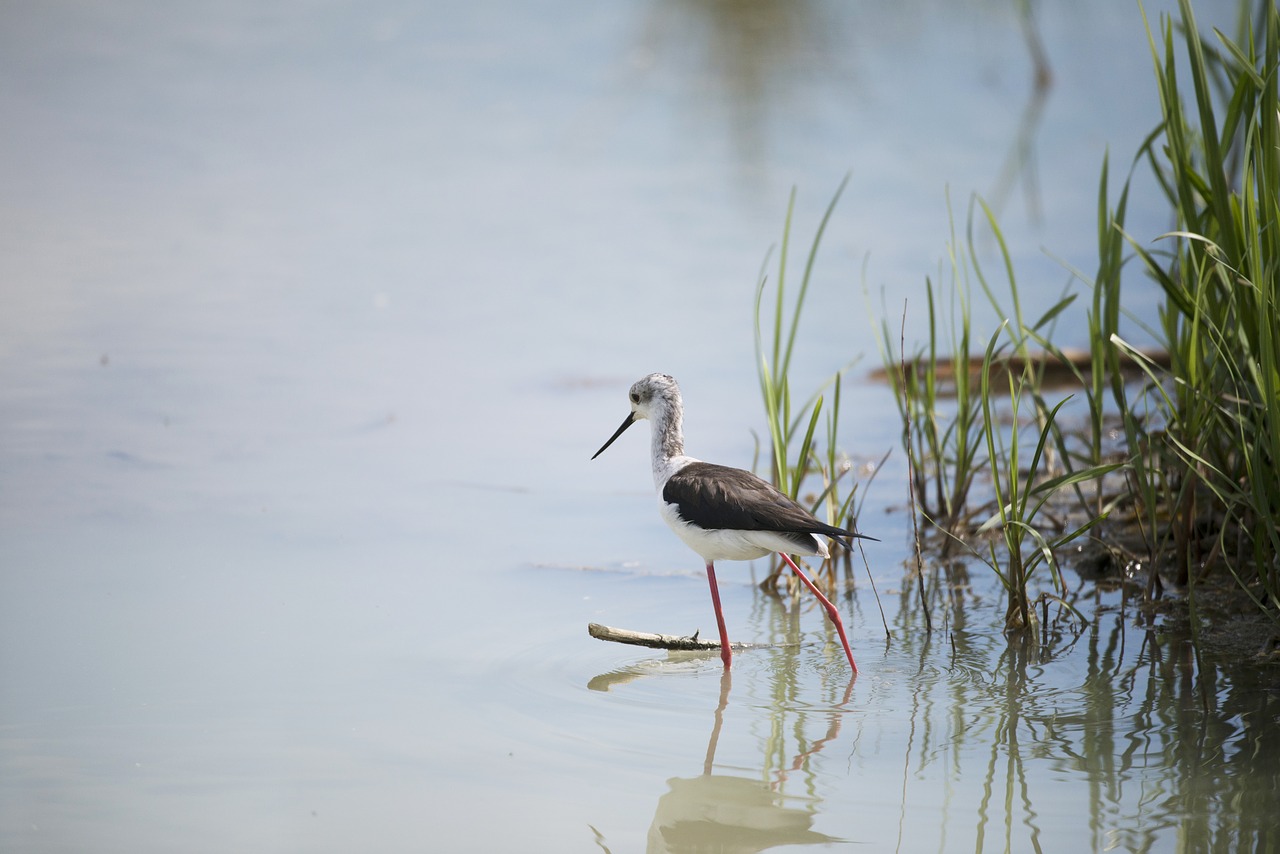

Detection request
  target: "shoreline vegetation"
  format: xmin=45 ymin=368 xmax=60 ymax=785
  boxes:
xmin=756 ymin=0 xmax=1280 ymax=664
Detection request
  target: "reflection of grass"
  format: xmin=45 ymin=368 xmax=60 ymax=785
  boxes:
xmin=887 ymin=576 xmax=1279 ymax=851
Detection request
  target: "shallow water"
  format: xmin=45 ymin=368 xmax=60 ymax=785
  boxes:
xmin=3 ymin=0 xmax=1277 ymax=851
xmin=5 ymin=532 xmax=1279 ymax=851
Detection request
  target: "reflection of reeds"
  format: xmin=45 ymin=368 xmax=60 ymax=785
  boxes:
xmin=986 ymin=0 xmax=1054 ymax=221
xmin=882 ymin=565 xmax=1279 ymax=851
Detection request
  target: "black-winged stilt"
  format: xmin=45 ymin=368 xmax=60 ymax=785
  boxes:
xmin=591 ymin=373 xmax=873 ymax=671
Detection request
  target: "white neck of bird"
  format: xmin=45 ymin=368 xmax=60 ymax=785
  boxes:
xmin=649 ymin=400 xmax=685 ymax=479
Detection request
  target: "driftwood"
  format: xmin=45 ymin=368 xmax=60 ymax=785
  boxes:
xmin=867 ymin=347 xmax=1171 ymax=395
xmin=588 ymin=622 xmax=802 ymax=651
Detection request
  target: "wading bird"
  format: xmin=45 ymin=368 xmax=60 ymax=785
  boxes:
xmin=592 ymin=373 xmax=873 ymax=670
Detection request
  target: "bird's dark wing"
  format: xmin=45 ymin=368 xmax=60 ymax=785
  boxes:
xmin=663 ymin=462 xmax=872 ymax=542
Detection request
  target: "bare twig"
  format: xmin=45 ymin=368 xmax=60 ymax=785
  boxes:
xmin=587 ymin=623 xmax=801 ymax=651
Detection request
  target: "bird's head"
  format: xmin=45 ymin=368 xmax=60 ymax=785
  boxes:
xmin=591 ymin=373 xmax=680 ymax=459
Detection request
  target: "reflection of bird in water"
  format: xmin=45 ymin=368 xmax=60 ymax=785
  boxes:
xmin=644 ymin=671 xmax=847 ymax=853
xmin=648 ymin=775 xmax=839 ymax=853
xmin=592 ymin=373 xmax=873 ymax=670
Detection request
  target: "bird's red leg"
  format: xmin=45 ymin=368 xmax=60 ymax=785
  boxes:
xmin=705 ymin=562 xmax=733 ymax=668
xmin=777 ymin=553 xmax=857 ymax=673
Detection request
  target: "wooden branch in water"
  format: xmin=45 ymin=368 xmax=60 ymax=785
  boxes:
xmin=866 ymin=346 xmax=1171 ymax=395
xmin=587 ymin=623 xmax=801 ymax=651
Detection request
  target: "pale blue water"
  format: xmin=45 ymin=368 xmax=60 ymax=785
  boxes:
xmin=2 ymin=1 xmax=1276 ymax=851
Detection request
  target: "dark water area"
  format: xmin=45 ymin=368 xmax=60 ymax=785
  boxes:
xmin=2 ymin=0 xmax=1276 ymax=851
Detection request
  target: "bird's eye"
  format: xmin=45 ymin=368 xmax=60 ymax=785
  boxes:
xmin=629 ymin=392 xmax=640 ymax=403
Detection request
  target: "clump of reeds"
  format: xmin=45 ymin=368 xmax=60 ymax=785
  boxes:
xmin=876 ymin=193 xmax=1122 ymax=634
xmin=879 ymin=0 xmax=1279 ymax=633
xmin=756 ymin=0 xmax=1278 ymax=639
xmin=752 ymin=176 xmax=878 ymax=587
xmin=1118 ymin=0 xmax=1280 ymax=607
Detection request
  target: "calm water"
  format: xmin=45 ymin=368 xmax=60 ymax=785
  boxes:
xmin=2 ymin=0 xmax=1276 ymax=851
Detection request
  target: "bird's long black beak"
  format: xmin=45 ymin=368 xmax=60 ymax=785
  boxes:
xmin=591 ymin=413 xmax=636 ymax=460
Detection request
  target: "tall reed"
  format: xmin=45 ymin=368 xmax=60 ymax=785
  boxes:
xmin=878 ymin=196 xmax=1122 ymax=631
xmin=1119 ymin=0 xmax=1280 ymax=605
xmin=875 ymin=196 xmax=985 ymax=547
xmin=754 ymin=177 xmax=870 ymax=582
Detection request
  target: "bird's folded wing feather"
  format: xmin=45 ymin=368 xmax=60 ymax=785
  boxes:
xmin=662 ymin=462 xmax=853 ymax=537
